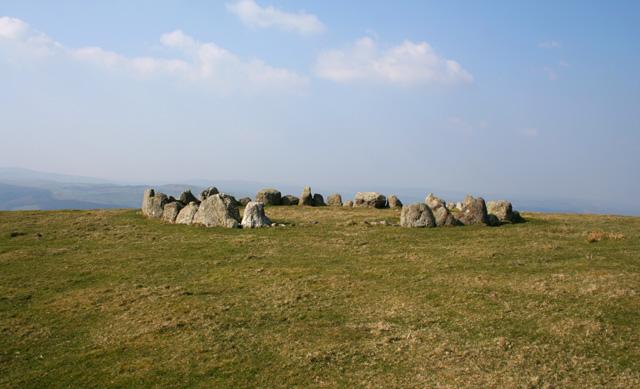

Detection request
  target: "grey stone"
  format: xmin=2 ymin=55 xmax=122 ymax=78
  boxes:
xmin=487 ymin=214 xmax=501 ymax=227
xmin=175 ymin=202 xmax=199 ymax=225
xmin=227 ymin=195 xmax=240 ymax=208
xmin=400 ymin=203 xmax=436 ymax=228
xmin=425 ymin=193 xmax=460 ymax=227
xmin=241 ymin=201 xmax=272 ymax=228
xmin=343 ymin=200 xmax=354 ymax=208
xmin=193 ymin=193 xmax=241 ymax=228
xmin=354 ymin=192 xmax=387 ymax=208
xmin=387 ymin=195 xmax=402 ymax=209
xmin=141 ymin=188 xmax=168 ymax=219
xmin=179 ymin=190 xmax=199 ymax=205
xmin=456 ymin=195 xmax=489 ymax=226
xmin=300 ymin=186 xmax=314 ymax=206
xmin=327 ymin=193 xmax=343 ymax=207
xmin=281 ymin=195 xmax=299 ymax=206
xmin=256 ymin=188 xmax=281 ymax=205
xmin=487 ymin=200 xmax=516 ymax=223
xmin=313 ymin=193 xmax=326 ymax=206
xmin=512 ymin=210 xmax=524 ymax=223
xmin=200 ymin=186 xmax=219 ymax=201
xmin=162 ymin=202 xmax=183 ymax=223
xmin=238 ymin=197 xmax=252 ymax=206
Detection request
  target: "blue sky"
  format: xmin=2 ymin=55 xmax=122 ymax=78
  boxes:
xmin=0 ymin=1 xmax=638 ymax=209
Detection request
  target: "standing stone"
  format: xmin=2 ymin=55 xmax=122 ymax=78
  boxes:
xmin=354 ymin=192 xmax=387 ymax=208
xmin=313 ymin=193 xmax=326 ymax=206
xmin=487 ymin=200 xmax=515 ymax=223
xmin=281 ymin=195 xmax=300 ymax=206
xmin=162 ymin=202 xmax=183 ymax=223
xmin=343 ymin=200 xmax=354 ymax=208
xmin=141 ymin=189 xmax=168 ymax=219
xmin=200 ymin=187 xmax=219 ymax=201
xmin=387 ymin=195 xmax=403 ymax=209
xmin=175 ymin=202 xmax=199 ymax=225
xmin=179 ymin=190 xmax=199 ymax=205
xmin=193 ymin=193 xmax=241 ymax=228
xmin=400 ymin=203 xmax=436 ymax=228
xmin=300 ymin=186 xmax=314 ymax=206
xmin=425 ymin=193 xmax=460 ymax=227
xmin=241 ymin=201 xmax=272 ymax=228
xmin=327 ymin=193 xmax=343 ymax=207
xmin=238 ymin=197 xmax=252 ymax=206
xmin=456 ymin=195 xmax=490 ymax=226
xmin=255 ymin=188 xmax=282 ymax=205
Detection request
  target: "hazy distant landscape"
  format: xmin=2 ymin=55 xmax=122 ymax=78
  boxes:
xmin=1 ymin=167 xmax=636 ymax=215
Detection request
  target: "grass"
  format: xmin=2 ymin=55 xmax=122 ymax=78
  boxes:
xmin=0 ymin=207 xmax=639 ymax=388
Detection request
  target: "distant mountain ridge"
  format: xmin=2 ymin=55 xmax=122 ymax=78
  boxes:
xmin=0 ymin=167 xmax=637 ymax=215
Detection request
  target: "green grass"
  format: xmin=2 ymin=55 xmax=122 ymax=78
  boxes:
xmin=1 ymin=207 xmax=639 ymax=388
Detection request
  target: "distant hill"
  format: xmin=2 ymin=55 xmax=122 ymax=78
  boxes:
xmin=0 ymin=167 xmax=637 ymax=215
xmin=0 ymin=183 xmax=117 ymax=211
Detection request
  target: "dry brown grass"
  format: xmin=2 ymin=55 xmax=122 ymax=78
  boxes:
xmin=587 ymin=230 xmax=626 ymax=243
xmin=0 ymin=208 xmax=639 ymax=388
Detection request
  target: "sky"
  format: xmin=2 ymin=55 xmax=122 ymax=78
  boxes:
xmin=0 ymin=1 xmax=639 ymax=208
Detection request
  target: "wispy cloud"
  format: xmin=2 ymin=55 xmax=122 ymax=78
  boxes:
xmin=226 ymin=0 xmax=325 ymax=35
xmin=0 ymin=16 xmax=307 ymax=93
xmin=538 ymin=40 xmax=561 ymax=49
xmin=315 ymin=37 xmax=473 ymax=86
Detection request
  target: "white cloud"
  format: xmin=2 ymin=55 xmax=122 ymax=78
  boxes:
xmin=0 ymin=16 xmax=28 ymax=39
xmin=538 ymin=40 xmax=561 ymax=49
xmin=226 ymin=0 xmax=325 ymax=35
xmin=0 ymin=16 xmax=307 ymax=92
xmin=314 ymin=37 xmax=473 ymax=86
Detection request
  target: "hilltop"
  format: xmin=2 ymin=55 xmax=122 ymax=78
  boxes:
xmin=1 ymin=207 xmax=639 ymax=387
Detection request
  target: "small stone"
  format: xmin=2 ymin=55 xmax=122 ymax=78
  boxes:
xmin=400 ymin=203 xmax=436 ymax=228
xmin=255 ymin=188 xmax=282 ymax=205
xmin=313 ymin=193 xmax=326 ymax=206
xmin=241 ymin=201 xmax=271 ymax=228
xmin=281 ymin=195 xmax=300 ymax=206
xmin=327 ymin=193 xmax=343 ymax=207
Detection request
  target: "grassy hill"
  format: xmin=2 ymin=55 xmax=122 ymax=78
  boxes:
xmin=1 ymin=207 xmax=638 ymax=387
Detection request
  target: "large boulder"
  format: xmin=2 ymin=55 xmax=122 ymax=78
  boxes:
xmin=141 ymin=189 xmax=168 ymax=219
xmin=354 ymin=192 xmax=387 ymax=208
xmin=456 ymin=195 xmax=489 ymax=226
xmin=193 ymin=193 xmax=241 ymax=228
xmin=175 ymin=202 xmax=199 ymax=225
xmin=313 ymin=193 xmax=326 ymax=206
xmin=241 ymin=201 xmax=272 ymax=228
xmin=281 ymin=195 xmax=299 ymax=206
xmin=162 ymin=202 xmax=183 ymax=223
xmin=179 ymin=190 xmax=199 ymax=205
xmin=327 ymin=193 xmax=342 ymax=207
xmin=238 ymin=197 xmax=252 ymax=206
xmin=487 ymin=200 xmax=517 ymax=223
xmin=400 ymin=203 xmax=436 ymax=228
xmin=425 ymin=193 xmax=460 ymax=227
xmin=200 ymin=186 xmax=219 ymax=201
xmin=387 ymin=195 xmax=402 ymax=209
xmin=300 ymin=186 xmax=314 ymax=206
xmin=343 ymin=200 xmax=354 ymax=208
xmin=256 ymin=188 xmax=281 ymax=205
